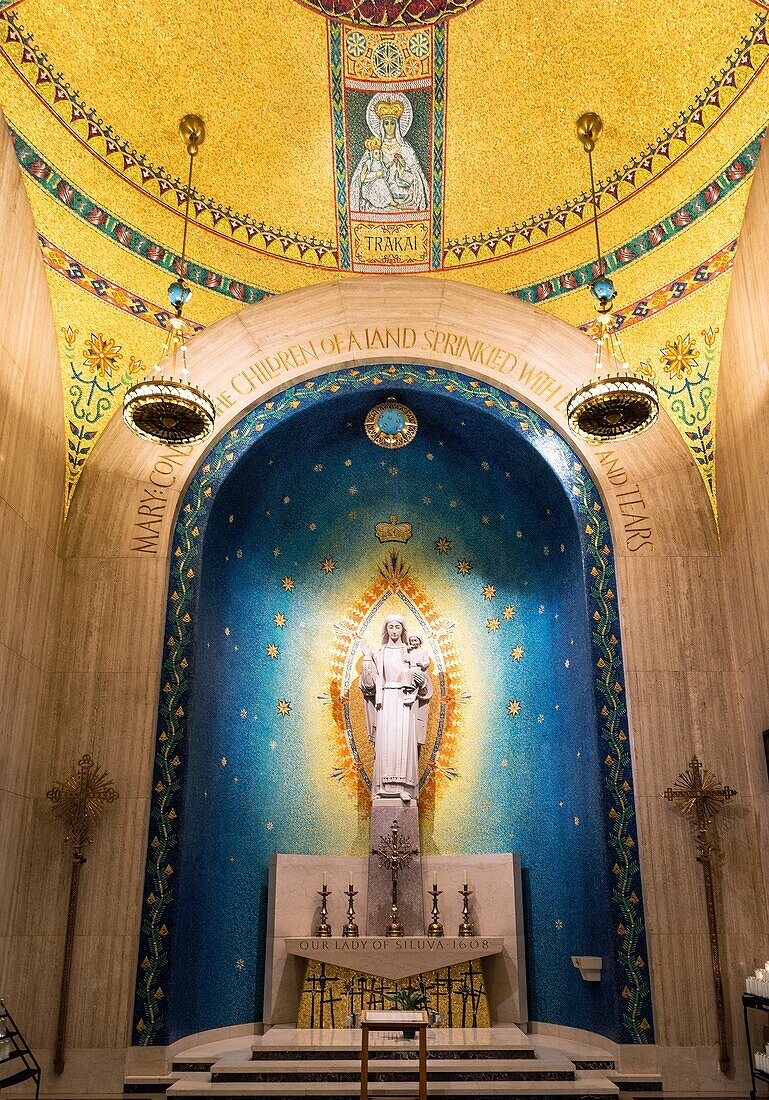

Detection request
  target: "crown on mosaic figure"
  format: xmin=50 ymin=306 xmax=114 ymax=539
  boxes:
xmin=375 ymin=100 xmax=404 ymax=120
xmin=364 ymin=135 xmax=383 ymax=151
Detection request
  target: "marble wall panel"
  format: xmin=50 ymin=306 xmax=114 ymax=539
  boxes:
xmin=624 ymin=669 xmax=735 ymax=797
xmin=51 ymin=554 xmax=168 ymax=677
xmin=0 ymin=789 xmax=30 ymax=933
xmin=73 ymin=796 xmax=150 ymax=945
xmin=3 ymin=932 xmax=65 ymax=1048
xmin=0 ymin=112 xmax=65 ymax=1025
xmin=632 ymin=793 xmax=706 ymax=937
xmin=644 ymin=931 xmax=714 ymax=1047
xmin=0 ymin=641 xmax=44 ymax=797
xmin=66 ymin=933 xmax=137 ymax=1049
xmin=35 ymin=670 xmax=161 ymax=799
xmin=10 ymin=796 xmax=71 ymax=939
xmin=616 ymin=554 xmax=731 ymax=675
xmin=0 ymin=496 xmax=61 ymax=668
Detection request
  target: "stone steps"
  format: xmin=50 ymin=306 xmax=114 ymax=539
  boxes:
xmin=210 ymin=1055 xmax=578 ymax=1082
xmin=165 ymin=1079 xmax=621 ymax=1097
xmin=244 ymin=1047 xmax=538 ymax=1062
xmin=123 ymin=1027 xmax=662 ymax=1098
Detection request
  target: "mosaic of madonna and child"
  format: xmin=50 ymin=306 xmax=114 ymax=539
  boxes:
xmin=347 ymin=89 xmax=432 ymax=215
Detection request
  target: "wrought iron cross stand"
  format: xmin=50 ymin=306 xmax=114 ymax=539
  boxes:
xmin=664 ymin=756 xmax=736 ymax=1073
xmin=47 ymin=754 xmax=118 ymax=1073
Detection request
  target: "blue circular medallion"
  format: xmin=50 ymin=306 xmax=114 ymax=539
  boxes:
xmin=365 ymin=397 xmax=418 ymax=449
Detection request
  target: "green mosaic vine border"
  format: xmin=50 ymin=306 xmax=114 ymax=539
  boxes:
xmin=133 ymin=365 xmax=652 ymax=1045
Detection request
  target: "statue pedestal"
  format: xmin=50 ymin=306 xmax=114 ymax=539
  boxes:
xmin=367 ymin=797 xmax=425 ymax=936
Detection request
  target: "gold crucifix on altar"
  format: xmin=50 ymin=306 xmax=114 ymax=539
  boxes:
xmin=372 ymin=819 xmax=418 ymax=937
xmin=47 ymin=754 xmax=118 ymax=1073
xmin=664 ymin=756 xmax=737 ymax=1073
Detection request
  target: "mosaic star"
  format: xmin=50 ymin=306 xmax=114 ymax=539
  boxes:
xmin=507 ymin=699 xmax=521 ymax=717
xmin=456 ymin=558 xmax=472 ymax=575
xmin=511 ymin=645 xmax=524 ymax=661
xmin=503 ymin=605 xmax=515 ymax=620
xmin=273 ymin=613 xmax=287 ymax=628
xmin=321 ymin=558 xmax=336 ymax=573
xmin=276 ymin=699 xmax=292 ymax=717
xmin=482 ymin=585 xmax=496 ymax=600
xmin=282 ymin=576 xmax=295 ymax=591
xmin=267 ymin=643 xmax=279 ymax=659
xmin=487 ymin=617 xmax=501 ymax=632
xmin=435 ymin=537 xmax=451 ymax=554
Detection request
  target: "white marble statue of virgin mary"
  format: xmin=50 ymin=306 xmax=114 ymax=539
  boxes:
xmin=359 ymin=615 xmax=433 ymax=803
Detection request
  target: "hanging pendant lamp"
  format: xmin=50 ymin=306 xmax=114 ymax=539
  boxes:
xmin=123 ymin=115 xmax=215 ymax=446
xmin=565 ymin=113 xmax=658 ymax=442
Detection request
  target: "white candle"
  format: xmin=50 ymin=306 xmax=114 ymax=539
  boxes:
xmin=349 ymin=871 xmax=353 ymax=888
xmin=433 ymin=871 xmax=438 ymax=888
xmin=464 ymin=869 xmax=468 ymax=887
xmin=323 ymin=870 xmax=327 ymax=887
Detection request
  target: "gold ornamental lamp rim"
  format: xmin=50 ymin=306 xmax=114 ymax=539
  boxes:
xmin=566 ymin=374 xmax=659 ymax=442
xmin=122 ymin=376 xmax=216 ymax=446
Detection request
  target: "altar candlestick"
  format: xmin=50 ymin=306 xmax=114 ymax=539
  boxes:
xmin=428 ymin=878 xmax=443 ymax=937
xmin=459 ymin=880 xmax=475 ymax=938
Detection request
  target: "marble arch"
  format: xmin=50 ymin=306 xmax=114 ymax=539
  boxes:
xmin=72 ymin=277 xmax=715 ymax=563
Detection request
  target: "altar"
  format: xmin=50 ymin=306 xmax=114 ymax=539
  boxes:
xmin=264 ymin=852 xmax=527 ymax=1028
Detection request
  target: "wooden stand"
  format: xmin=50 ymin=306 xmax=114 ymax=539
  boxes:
xmin=359 ymin=1009 xmax=428 ymax=1100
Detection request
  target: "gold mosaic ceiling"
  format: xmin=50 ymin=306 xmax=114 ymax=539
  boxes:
xmin=0 ymin=0 xmax=766 ymax=514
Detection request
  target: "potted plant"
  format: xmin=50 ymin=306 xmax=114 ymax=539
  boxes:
xmin=385 ymin=987 xmax=428 ymax=1039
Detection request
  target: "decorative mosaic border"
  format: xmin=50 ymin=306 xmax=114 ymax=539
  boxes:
xmin=328 ymin=21 xmax=350 ymax=269
xmin=14 ymin=114 xmax=756 ymax=309
xmin=431 ymin=23 xmax=446 ymax=269
xmin=39 ymin=234 xmax=205 ymax=334
xmin=133 ymin=365 xmax=653 ymax=1046
xmin=10 ymin=126 xmax=271 ymax=306
xmin=578 ymin=239 xmax=736 ymax=335
xmin=505 ymin=136 xmax=759 ymax=304
xmin=1 ymin=13 xmax=337 ymax=266
xmin=3 ymin=6 xmax=764 ymax=270
xmin=444 ymin=14 xmax=768 ymax=265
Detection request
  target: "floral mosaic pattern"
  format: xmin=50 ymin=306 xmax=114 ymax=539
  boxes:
xmin=62 ymin=325 xmax=143 ymax=511
xmin=641 ymin=326 xmax=720 ymax=513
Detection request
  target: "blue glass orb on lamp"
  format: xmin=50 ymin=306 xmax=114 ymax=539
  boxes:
xmin=590 ymin=275 xmax=616 ymax=310
xmin=168 ymin=278 xmax=192 ymax=313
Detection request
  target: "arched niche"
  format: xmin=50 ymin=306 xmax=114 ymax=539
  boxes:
xmin=131 ymin=366 xmax=654 ymax=1049
xmin=58 ymin=278 xmax=742 ymax=1088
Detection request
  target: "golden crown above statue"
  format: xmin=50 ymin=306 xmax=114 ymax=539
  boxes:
xmin=375 ymin=515 xmax=413 ymax=544
xmin=374 ymin=99 xmax=405 ymax=120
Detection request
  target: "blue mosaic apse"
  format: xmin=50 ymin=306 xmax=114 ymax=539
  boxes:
xmin=134 ymin=367 xmax=652 ymax=1047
